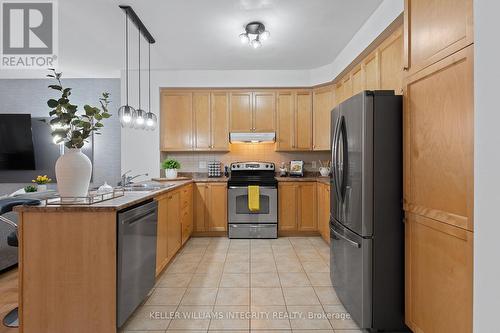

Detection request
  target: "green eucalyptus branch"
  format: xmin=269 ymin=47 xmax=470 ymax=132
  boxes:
xmin=46 ymin=69 xmax=111 ymax=149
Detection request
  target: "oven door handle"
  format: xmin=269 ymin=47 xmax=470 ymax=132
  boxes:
xmin=228 ymin=186 xmax=277 ymax=189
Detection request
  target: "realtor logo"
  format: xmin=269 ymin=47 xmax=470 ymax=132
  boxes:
xmin=1 ymin=1 xmax=58 ymax=69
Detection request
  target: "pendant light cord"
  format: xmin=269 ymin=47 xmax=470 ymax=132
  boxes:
xmin=138 ymin=27 xmax=141 ymax=109
xmin=125 ymin=12 xmax=129 ymax=105
xmin=148 ymin=43 xmax=151 ymax=112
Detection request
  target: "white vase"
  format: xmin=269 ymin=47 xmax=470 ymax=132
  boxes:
xmin=37 ymin=184 xmax=47 ymax=192
xmin=55 ymin=148 xmax=92 ymax=197
xmin=165 ymin=169 xmax=178 ymax=179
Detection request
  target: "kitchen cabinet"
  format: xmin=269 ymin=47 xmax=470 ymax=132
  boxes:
xmin=156 ymin=184 xmax=191 ymax=276
xmin=351 ymin=66 xmax=363 ymax=96
xmin=166 ymin=189 xmax=182 ymax=260
xmin=253 ymin=91 xmax=276 ymax=132
xmin=312 ymin=85 xmax=334 ymax=151
xmin=180 ymin=184 xmax=193 ymax=245
xmin=278 ymin=183 xmax=298 ymax=231
xmin=363 ymin=52 xmax=379 ymax=91
xmin=295 ymin=91 xmax=313 ymax=150
xmin=405 ymin=213 xmax=472 ymax=333
xmin=208 ymin=183 xmax=228 ymax=231
xmin=278 ymin=182 xmax=317 ymax=232
xmin=379 ymin=27 xmax=403 ymax=94
xmin=276 ymin=91 xmax=295 ymax=151
xmin=230 ymin=91 xmax=276 ymax=132
xmin=403 ymin=46 xmax=473 ymax=231
xmin=276 ymin=90 xmax=312 ymax=151
xmin=156 ymin=194 xmax=169 ymax=275
xmin=297 ymin=182 xmax=317 ymax=231
xmin=211 ymin=91 xmax=230 ymax=150
xmin=193 ymin=92 xmax=211 ymax=150
xmin=229 ymin=91 xmax=253 ymax=132
xmin=160 ymin=91 xmax=193 ymax=151
xmin=317 ymin=182 xmax=331 ymax=244
xmin=403 ymin=0 xmax=473 ymax=75
xmin=194 ymin=182 xmax=228 ymax=233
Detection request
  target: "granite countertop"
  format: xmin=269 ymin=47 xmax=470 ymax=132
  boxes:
xmin=14 ymin=180 xmax=193 ymax=212
xmin=276 ymin=176 xmax=330 ymax=184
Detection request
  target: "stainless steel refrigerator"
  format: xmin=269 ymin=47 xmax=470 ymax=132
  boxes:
xmin=330 ymin=91 xmax=407 ymax=331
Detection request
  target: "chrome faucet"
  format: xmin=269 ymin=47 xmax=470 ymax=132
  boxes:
xmin=119 ymin=170 xmax=149 ymax=187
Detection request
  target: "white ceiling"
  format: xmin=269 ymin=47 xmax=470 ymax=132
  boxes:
xmin=0 ymin=0 xmax=385 ymax=78
xmin=127 ymin=0 xmax=383 ymax=70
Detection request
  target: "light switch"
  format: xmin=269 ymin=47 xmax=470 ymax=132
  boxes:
xmin=199 ymin=161 xmax=207 ymax=169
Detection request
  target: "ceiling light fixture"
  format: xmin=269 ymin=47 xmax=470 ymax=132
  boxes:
xmin=239 ymin=21 xmax=269 ymax=48
xmin=118 ymin=12 xmax=136 ymax=128
xmin=118 ymin=5 xmax=157 ymax=131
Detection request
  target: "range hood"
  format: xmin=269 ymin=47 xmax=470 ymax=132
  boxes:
xmin=229 ymin=132 xmax=275 ymax=143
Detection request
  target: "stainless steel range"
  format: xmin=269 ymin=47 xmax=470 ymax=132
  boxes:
xmin=227 ymin=162 xmax=278 ymax=239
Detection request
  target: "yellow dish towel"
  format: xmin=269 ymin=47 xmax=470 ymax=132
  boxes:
xmin=248 ymin=185 xmax=260 ymax=212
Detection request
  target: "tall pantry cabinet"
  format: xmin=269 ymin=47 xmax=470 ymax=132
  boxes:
xmin=403 ymin=0 xmax=474 ymax=332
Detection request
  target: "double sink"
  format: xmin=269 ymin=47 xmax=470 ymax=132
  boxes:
xmin=122 ymin=182 xmax=176 ymax=193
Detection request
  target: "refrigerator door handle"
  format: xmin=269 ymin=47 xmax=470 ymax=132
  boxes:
xmin=330 ymin=227 xmax=361 ymax=248
xmin=339 ymin=116 xmax=349 ymax=200
xmin=332 ymin=116 xmax=342 ymax=201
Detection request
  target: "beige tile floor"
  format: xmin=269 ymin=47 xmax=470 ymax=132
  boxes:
xmin=121 ymin=237 xmax=364 ymax=333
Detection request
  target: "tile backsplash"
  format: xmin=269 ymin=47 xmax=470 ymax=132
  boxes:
xmin=160 ymin=143 xmax=330 ymax=175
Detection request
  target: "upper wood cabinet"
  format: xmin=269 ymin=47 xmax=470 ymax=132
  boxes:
xmin=295 ymin=91 xmax=313 ymax=150
xmin=363 ymin=52 xmax=380 ymax=91
xmin=161 ymin=90 xmax=229 ymax=152
xmin=404 ymin=0 xmax=473 ymax=75
xmin=276 ymin=91 xmax=295 ymax=151
xmin=276 ymin=90 xmax=312 ymax=151
xmin=405 ymin=213 xmax=472 ymax=333
xmin=313 ymin=85 xmax=334 ymax=151
xmin=379 ymin=27 xmax=403 ymax=94
xmin=193 ymin=92 xmax=211 ymax=150
xmin=404 ymin=46 xmax=473 ymax=231
xmin=351 ymin=66 xmax=363 ymax=96
xmin=230 ymin=91 xmax=276 ymax=132
xmin=210 ymin=92 xmax=230 ymax=150
xmin=160 ymin=91 xmax=193 ymax=151
xmin=253 ymin=91 xmax=276 ymax=132
xmin=229 ymin=91 xmax=253 ymax=132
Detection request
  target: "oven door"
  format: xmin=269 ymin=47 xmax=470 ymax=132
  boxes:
xmin=228 ymin=186 xmax=277 ymax=223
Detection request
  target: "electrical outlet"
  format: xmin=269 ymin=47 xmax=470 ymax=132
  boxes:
xmin=311 ymin=161 xmax=317 ymax=169
xmin=199 ymin=161 xmax=207 ymax=169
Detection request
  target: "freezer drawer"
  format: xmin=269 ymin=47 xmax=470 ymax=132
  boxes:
xmin=228 ymin=224 xmax=277 ymax=239
xmin=330 ymin=219 xmax=372 ymax=329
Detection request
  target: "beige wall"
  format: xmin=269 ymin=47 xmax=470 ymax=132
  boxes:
xmin=161 ymin=143 xmax=330 ymax=174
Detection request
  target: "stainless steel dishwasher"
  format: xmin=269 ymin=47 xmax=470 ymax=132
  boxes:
xmin=117 ymin=200 xmax=157 ymax=328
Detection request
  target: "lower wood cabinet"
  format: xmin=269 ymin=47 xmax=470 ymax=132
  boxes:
xmin=180 ymin=184 xmax=193 ymax=245
xmin=405 ymin=213 xmax=473 ymax=333
xmin=156 ymin=183 xmax=193 ymax=276
xmin=317 ymin=182 xmax=330 ymax=243
xmin=278 ymin=182 xmax=317 ymax=232
xmin=194 ymin=182 xmax=228 ymax=233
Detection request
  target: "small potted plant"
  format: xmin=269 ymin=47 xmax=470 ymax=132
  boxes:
xmin=32 ymin=175 xmax=52 ymax=191
xmin=24 ymin=185 xmax=37 ymax=193
xmin=162 ymin=158 xmax=181 ymax=179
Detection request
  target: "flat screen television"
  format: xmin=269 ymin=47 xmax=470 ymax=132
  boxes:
xmin=0 ymin=114 xmax=36 ymax=170
xmin=0 ymin=116 xmax=93 ymax=183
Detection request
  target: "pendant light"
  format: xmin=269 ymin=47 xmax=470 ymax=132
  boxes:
xmin=118 ymin=12 xmax=136 ymax=128
xmin=145 ymin=42 xmax=157 ymax=130
xmin=134 ymin=27 xmax=146 ymax=130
